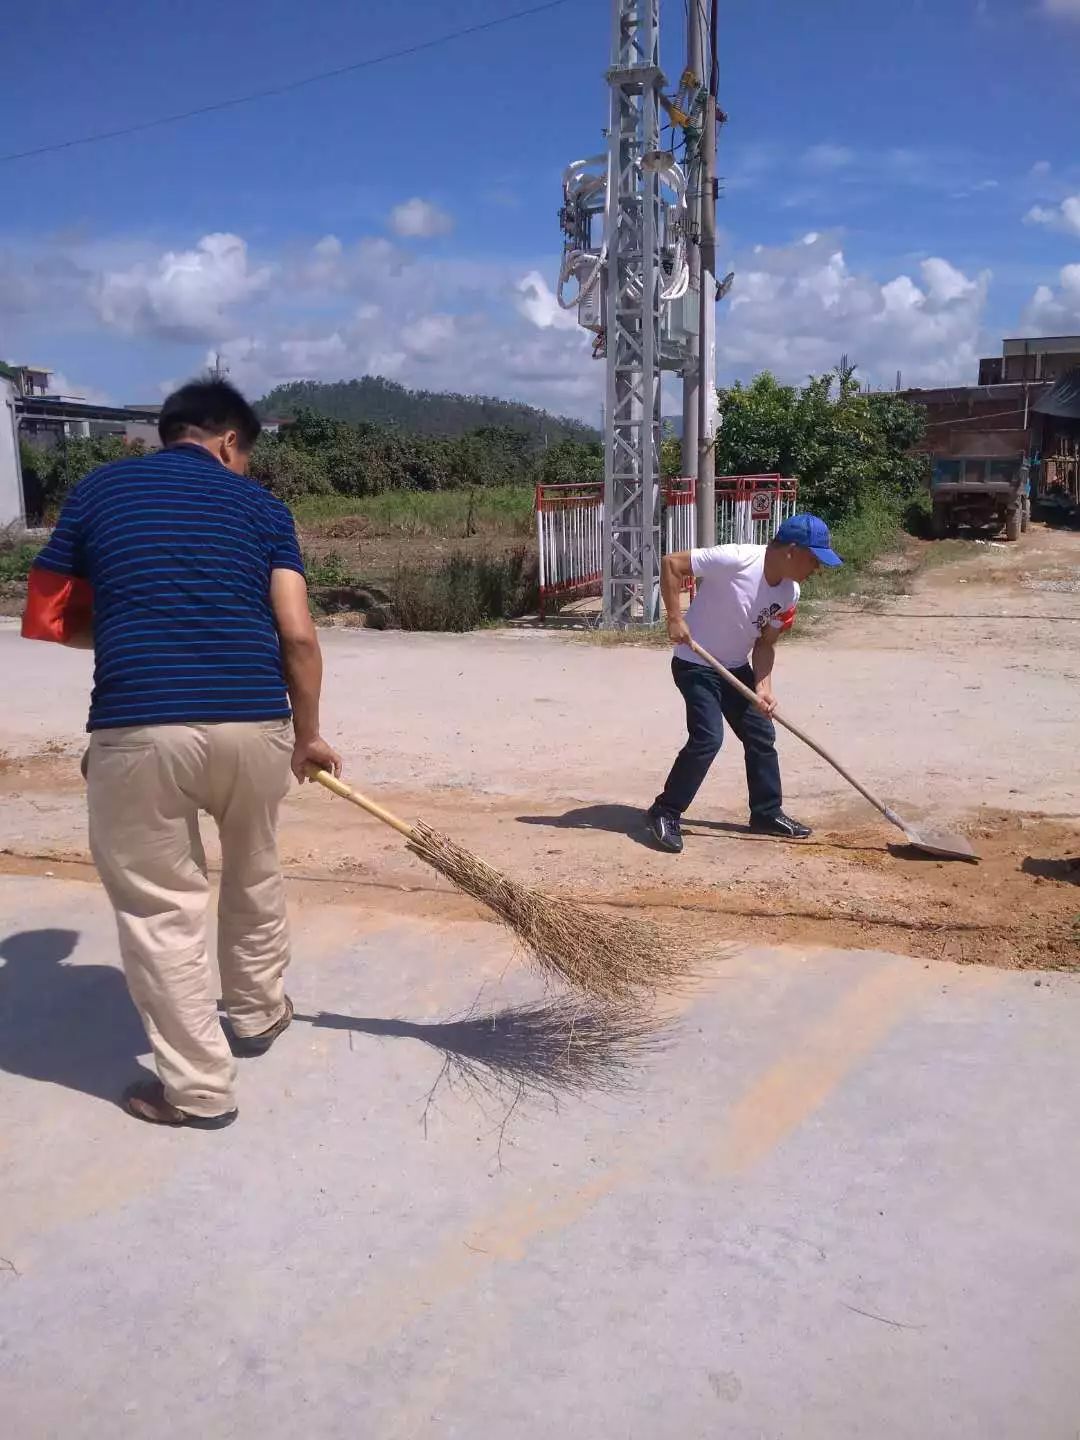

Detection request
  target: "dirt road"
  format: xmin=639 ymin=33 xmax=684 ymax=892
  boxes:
xmin=5 ymin=527 xmax=1080 ymax=1439
xmin=3 ymin=525 xmax=1080 ymax=971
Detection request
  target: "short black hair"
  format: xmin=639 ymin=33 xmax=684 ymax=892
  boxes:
xmin=158 ymin=379 xmax=262 ymax=450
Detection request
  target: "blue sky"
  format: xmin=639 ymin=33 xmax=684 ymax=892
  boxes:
xmin=2 ymin=0 xmax=1080 ymax=416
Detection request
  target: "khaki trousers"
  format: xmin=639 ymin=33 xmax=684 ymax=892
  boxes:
xmin=87 ymin=720 xmax=294 ymax=1117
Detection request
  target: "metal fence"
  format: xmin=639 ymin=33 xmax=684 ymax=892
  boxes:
xmin=535 ymin=481 xmax=604 ymax=620
xmin=538 ymin=474 xmax=801 ymax=619
xmin=663 ymin=476 xmax=696 ymax=556
xmin=536 ymin=478 xmax=700 ymax=619
xmin=715 ymin=474 xmax=798 ymax=545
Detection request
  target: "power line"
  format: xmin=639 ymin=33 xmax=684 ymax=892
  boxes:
xmin=0 ymin=0 xmax=573 ymax=165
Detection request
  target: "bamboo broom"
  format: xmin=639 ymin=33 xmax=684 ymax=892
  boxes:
xmin=308 ymin=768 xmax=686 ymax=1001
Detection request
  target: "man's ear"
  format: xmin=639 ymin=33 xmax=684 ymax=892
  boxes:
xmin=217 ymin=429 xmax=247 ymax=471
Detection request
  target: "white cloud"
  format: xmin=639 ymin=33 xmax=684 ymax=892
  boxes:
xmin=1043 ymin=0 xmax=1080 ymax=17
xmin=2 ymin=222 xmax=1003 ymax=422
xmin=1031 ymin=159 xmax=1053 ymax=176
xmin=1023 ymin=264 xmax=1080 ymax=332
xmin=189 ymin=236 xmax=596 ymax=416
xmin=48 ymin=371 xmax=112 ymax=405
xmin=94 ymin=233 xmax=272 ymax=343
xmin=720 ymin=233 xmax=990 ymax=388
xmin=1024 ymin=195 xmax=1080 ymax=237
xmin=953 ymin=178 xmax=999 ymax=198
xmin=298 ymin=234 xmax=410 ymax=291
xmin=388 ymin=197 xmax=454 ymax=239
xmin=803 ymin=144 xmax=855 ymax=172
xmin=515 ymin=271 xmax=579 ymax=331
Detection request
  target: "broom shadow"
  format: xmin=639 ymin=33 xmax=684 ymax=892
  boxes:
xmin=294 ymin=998 xmax=670 ymax=1104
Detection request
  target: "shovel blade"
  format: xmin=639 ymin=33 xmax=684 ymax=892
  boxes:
xmin=899 ymin=821 xmax=979 ymax=862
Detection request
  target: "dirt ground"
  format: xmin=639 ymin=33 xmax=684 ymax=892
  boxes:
xmin=2 ymin=523 xmax=1080 ymax=974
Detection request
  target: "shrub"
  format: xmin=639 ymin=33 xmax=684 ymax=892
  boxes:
xmin=392 ymin=549 xmax=539 ymax=631
xmin=303 ymin=550 xmax=356 ymax=588
xmin=249 ymin=438 xmax=331 ymax=501
xmin=19 ymin=435 xmax=147 ymax=519
xmin=0 ymin=535 xmax=37 ymax=583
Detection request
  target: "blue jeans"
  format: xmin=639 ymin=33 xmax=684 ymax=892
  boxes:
xmin=654 ymin=658 xmax=783 ymax=822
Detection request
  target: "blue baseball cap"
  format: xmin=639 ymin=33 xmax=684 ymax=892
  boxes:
xmin=774 ymin=513 xmax=843 ymax=567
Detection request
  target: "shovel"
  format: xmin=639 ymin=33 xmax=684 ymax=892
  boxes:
xmin=687 ymin=639 xmax=979 ymax=862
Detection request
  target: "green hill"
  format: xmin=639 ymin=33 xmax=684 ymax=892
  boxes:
xmin=256 ymin=376 xmax=596 ymax=448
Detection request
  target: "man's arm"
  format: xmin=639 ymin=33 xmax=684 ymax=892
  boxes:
xmin=22 ymin=484 xmax=94 ymax=648
xmin=22 ymin=568 xmax=94 ymax=648
xmin=660 ymin=551 xmax=693 ymax=645
xmin=269 ymin=568 xmax=342 ymax=782
xmin=750 ymin=625 xmax=782 ymax=717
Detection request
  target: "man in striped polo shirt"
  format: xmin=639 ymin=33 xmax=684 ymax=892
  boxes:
xmin=23 ymin=380 xmax=341 ymax=1129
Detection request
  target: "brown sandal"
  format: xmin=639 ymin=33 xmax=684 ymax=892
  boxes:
xmin=123 ymin=1080 xmax=238 ymax=1130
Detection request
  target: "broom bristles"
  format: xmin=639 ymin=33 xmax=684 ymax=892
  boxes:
xmin=408 ymin=821 xmax=688 ymax=1000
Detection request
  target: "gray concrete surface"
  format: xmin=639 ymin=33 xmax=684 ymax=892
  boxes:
xmin=2 ymin=874 xmax=1079 ymax=1439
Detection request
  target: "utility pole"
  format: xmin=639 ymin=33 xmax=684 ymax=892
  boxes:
xmin=681 ymin=1 xmax=704 ymax=490
xmin=601 ymin=0 xmax=664 ymax=625
xmin=697 ymin=0 xmax=719 ymax=547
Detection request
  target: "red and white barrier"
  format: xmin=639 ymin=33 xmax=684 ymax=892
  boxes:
xmin=662 ymin=476 xmax=696 ymax=557
xmin=715 ymin=474 xmax=798 ymax=546
xmin=535 ymin=481 xmax=603 ymax=620
xmin=539 ymin=473 xmax=801 ymax=618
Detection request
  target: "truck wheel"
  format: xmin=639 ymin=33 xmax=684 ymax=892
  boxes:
xmin=1021 ymin=496 xmax=1031 ymax=533
xmin=931 ymin=503 xmax=948 ymax=540
xmin=1005 ymin=506 xmax=1022 ymax=542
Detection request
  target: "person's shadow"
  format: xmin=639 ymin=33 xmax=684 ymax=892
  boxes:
xmin=0 ymin=929 xmax=151 ymax=1104
xmin=1021 ymin=856 xmax=1080 ymax=885
xmin=515 ymin=803 xmax=656 ymax=848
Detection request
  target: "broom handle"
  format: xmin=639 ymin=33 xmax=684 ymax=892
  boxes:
xmin=306 ymin=766 xmax=418 ymax=841
xmin=687 ymin=639 xmax=892 ymax=821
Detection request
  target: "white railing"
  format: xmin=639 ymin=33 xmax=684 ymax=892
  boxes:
xmin=535 ymin=482 xmax=604 ymax=620
xmin=536 ymin=477 xmax=699 ymax=619
xmin=663 ymin=476 xmax=696 ymax=556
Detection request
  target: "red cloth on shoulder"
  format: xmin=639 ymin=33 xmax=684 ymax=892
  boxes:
xmin=773 ymin=604 xmax=796 ymax=634
xmin=21 ymin=568 xmax=93 ymax=644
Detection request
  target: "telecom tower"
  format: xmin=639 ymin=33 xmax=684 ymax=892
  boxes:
xmin=558 ymin=0 xmax=692 ymax=626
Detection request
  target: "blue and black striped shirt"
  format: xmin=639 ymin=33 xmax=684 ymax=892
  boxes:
xmin=34 ymin=443 xmax=304 ymax=731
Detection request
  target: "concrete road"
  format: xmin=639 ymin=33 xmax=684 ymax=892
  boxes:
xmin=2 ymin=874 xmax=1078 ymax=1439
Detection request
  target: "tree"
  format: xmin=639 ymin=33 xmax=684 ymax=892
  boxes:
xmin=715 ymin=369 xmax=927 ymax=527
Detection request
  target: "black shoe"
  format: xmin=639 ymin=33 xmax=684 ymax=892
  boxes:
xmin=646 ymin=807 xmax=683 ymax=853
xmin=749 ymin=812 xmax=812 ymax=840
xmin=228 ymin=995 xmax=294 ymax=1057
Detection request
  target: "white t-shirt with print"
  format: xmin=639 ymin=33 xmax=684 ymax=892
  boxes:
xmin=673 ymin=544 xmax=800 ymax=669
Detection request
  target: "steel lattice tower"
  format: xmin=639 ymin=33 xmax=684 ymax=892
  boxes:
xmin=602 ymin=0 xmax=665 ymax=625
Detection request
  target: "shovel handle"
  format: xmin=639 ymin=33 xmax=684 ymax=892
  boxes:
xmin=686 ymin=640 xmax=895 ymax=825
xmin=306 ymin=765 xmax=418 ymax=841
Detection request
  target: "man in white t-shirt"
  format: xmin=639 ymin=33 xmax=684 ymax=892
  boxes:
xmin=646 ymin=513 xmax=842 ymax=853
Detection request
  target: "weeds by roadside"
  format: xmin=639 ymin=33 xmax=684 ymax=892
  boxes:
xmin=580 ymin=623 xmax=669 ymax=648
xmin=303 ymin=551 xmax=358 ymax=588
xmin=392 ymin=549 xmax=538 ymax=632
xmin=0 ymin=536 xmax=37 ymax=584
xmin=293 ymin=486 xmax=534 ymax=538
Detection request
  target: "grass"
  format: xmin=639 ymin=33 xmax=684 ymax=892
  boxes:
xmin=0 ymin=539 xmax=37 ymax=584
xmin=393 ymin=549 xmax=539 ymax=632
xmin=801 ymin=499 xmax=908 ymax=606
xmin=581 ymin=622 xmax=670 ymax=648
xmin=292 ymin=486 xmax=535 ymax=538
xmin=303 ymin=550 xmax=357 ymax=588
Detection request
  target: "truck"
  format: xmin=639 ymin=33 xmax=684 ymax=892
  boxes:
xmin=930 ymin=454 xmax=1031 ymax=541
